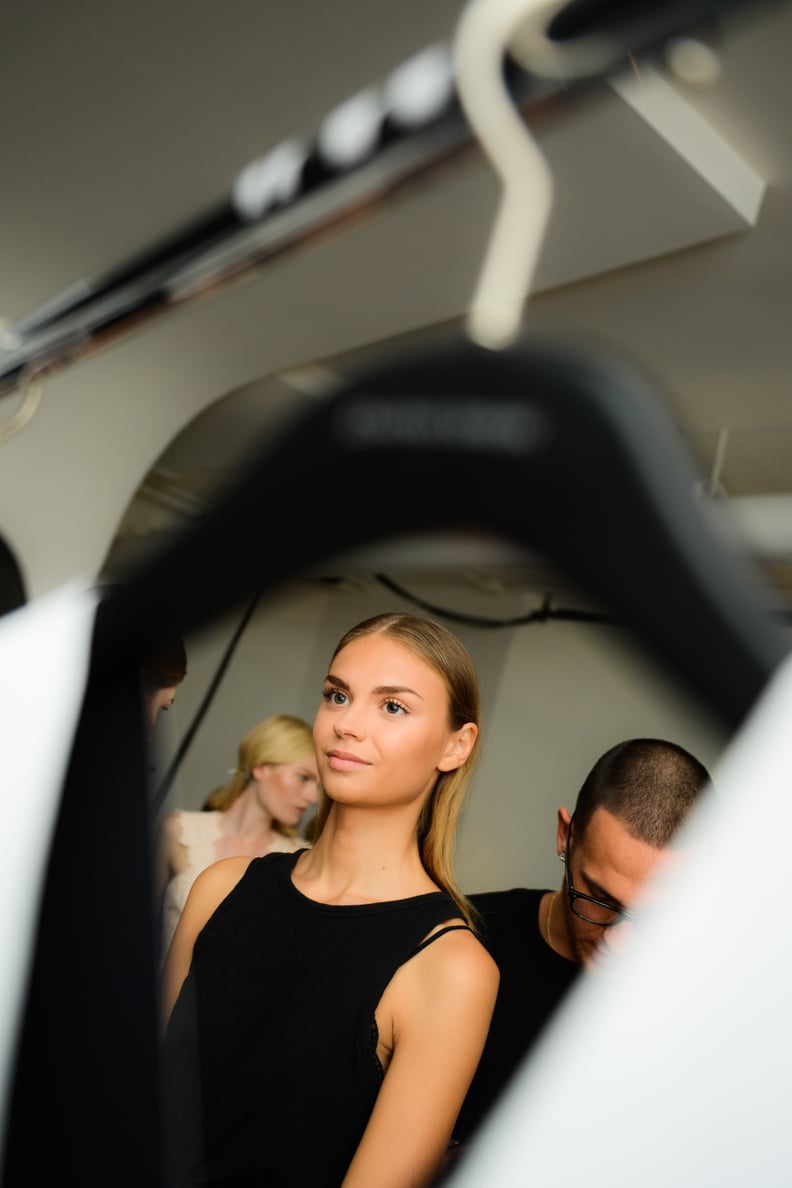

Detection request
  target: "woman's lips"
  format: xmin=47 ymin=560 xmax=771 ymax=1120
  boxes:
xmin=327 ymin=750 xmax=371 ymax=771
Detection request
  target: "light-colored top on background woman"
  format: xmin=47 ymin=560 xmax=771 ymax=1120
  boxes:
xmin=160 ymin=809 xmax=305 ymax=954
xmin=157 ymin=713 xmax=320 ymax=956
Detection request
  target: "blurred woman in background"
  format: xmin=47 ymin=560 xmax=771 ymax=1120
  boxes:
xmin=157 ymin=713 xmax=319 ymax=956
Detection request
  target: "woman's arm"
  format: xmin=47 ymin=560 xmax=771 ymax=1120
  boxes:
xmin=159 ymin=855 xmax=251 ymax=1031
xmin=342 ymin=928 xmax=499 ymax=1188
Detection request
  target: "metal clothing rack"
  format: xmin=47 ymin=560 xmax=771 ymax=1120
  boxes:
xmin=0 ymin=0 xmax=768 ymax=401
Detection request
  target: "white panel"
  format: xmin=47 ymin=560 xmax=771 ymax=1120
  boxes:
xmin=0 ymin=584 xmax=97 ymax=1154
xmin=450 ymin=649 xmax=792 ymax=1188
xmin=611 ymin=63 xmax=766 ymax=225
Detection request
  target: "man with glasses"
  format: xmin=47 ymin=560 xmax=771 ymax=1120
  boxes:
xmin=450 ymin=736 xmax=712 ymax=1154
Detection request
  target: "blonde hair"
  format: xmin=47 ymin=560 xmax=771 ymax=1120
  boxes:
xmin=205 ymin=714 xmax=316 ymax=838
xmin=312 ymin=613 xmax=482 ymax=928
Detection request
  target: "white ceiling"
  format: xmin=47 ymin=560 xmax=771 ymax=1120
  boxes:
xmin=2 ymin=1 xmax=792 ymax=589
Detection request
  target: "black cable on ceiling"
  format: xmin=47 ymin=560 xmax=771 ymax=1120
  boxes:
xmin=374 ymin=572 xmax=619 ymax=628
xmin=375 ymin=573 xmax=792 ymax=628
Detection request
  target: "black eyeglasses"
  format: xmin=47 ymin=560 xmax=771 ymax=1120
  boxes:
xmin=564 ymin=815 xmax=635 ymax=928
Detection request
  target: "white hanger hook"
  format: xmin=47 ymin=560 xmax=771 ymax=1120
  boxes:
xmin=454 ymin=0 xmax=566 ymax=350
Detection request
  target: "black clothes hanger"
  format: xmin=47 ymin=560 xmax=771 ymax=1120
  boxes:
xmin=97 ymin=329 xmax=788 ymax=734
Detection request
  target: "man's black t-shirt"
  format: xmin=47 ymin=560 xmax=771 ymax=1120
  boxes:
xmin=453 ymin=887 xmax=580 ymax=1145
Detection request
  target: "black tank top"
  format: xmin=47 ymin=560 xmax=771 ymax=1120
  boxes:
xmin=161 ymin=849 xmax=466 ymax=1187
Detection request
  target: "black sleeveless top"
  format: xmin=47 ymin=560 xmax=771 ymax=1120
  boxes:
xmin=161 ymin=849 xmax=465 ymax=1187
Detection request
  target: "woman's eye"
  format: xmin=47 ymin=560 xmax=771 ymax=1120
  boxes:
xmin=384 ymin=700 xmax=407 ymax=716
xmin=322 ymin=687 xmax=347 ymax=706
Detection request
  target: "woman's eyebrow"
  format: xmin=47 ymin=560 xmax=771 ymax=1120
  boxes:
xmin=324 ymin=674 xmax=423 ymax=700
xmin=323 ymin=672 xmax=349 ymax=689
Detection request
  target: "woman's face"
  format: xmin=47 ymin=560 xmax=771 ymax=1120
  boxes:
xmin=253 ymin=759 xmax=320 ymax=827
xmin=313 ymin=633 xmax=475 ymax=811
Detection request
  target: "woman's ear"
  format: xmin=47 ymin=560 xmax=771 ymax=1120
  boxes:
xmin=437 ymin=723 xmax=478 ymax=772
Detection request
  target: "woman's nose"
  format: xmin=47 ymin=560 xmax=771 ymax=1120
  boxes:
xmin=334 ymin=706 xmax=365 ymax=738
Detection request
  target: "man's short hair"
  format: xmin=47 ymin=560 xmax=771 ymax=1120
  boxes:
xmin=141 ymin=631 xmax=187 ymax=694
xmin=573 ymin=738 xmax=712 ymax=848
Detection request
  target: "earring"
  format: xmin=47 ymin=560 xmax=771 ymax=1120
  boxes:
xmin=558 ymin=852 xmax=565 ymax=862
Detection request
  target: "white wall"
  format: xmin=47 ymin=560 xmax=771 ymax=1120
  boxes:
xmin=0 ymin=321 xmax=269 ymax=601
xmin=151 ymin=571 xmax=728 ymax=897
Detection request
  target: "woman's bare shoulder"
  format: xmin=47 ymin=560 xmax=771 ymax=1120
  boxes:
xmin=191 ymin=854 xmax=252 ymax=899
xmin=177 ymin=855 xmax=253 ymax=923
xmin=426 ymin=922 xmax=500 ymax=992
xmin=391 ymin=920 xmax=499 ymax=1020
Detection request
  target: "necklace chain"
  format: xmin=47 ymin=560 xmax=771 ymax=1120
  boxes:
xmin=546 ymin=890 xmax=559 ymax=949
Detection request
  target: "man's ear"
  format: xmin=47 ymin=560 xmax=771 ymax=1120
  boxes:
xmin=556 ymin=806 xmax=573 ymax=859
xmin=437 ymin=723 xmax=478 ymax=772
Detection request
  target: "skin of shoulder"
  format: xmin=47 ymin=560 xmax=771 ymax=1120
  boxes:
xmin=160 ymin=855 xmax=251 ymax=1030
xmin=341 ymin=924 xmax=500 ymax=1188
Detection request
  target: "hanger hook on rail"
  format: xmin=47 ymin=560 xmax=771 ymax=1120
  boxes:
xmin=453 ymin=0 xmax=640 ymax=351
xmin=452 ymin=0 xmax=561 ymax=351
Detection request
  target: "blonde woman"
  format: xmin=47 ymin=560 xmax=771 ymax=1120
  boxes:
xmin=161 ymin=613 xmax=499 ymax=1188
xmin=158 ymin=714 xmax=320 ymax=956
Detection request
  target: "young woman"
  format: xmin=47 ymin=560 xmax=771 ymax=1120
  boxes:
xmin=161 ymin=612 xmax=499 ymax=1188
xmin=157 ymin=714 xmax=320 ymax=956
